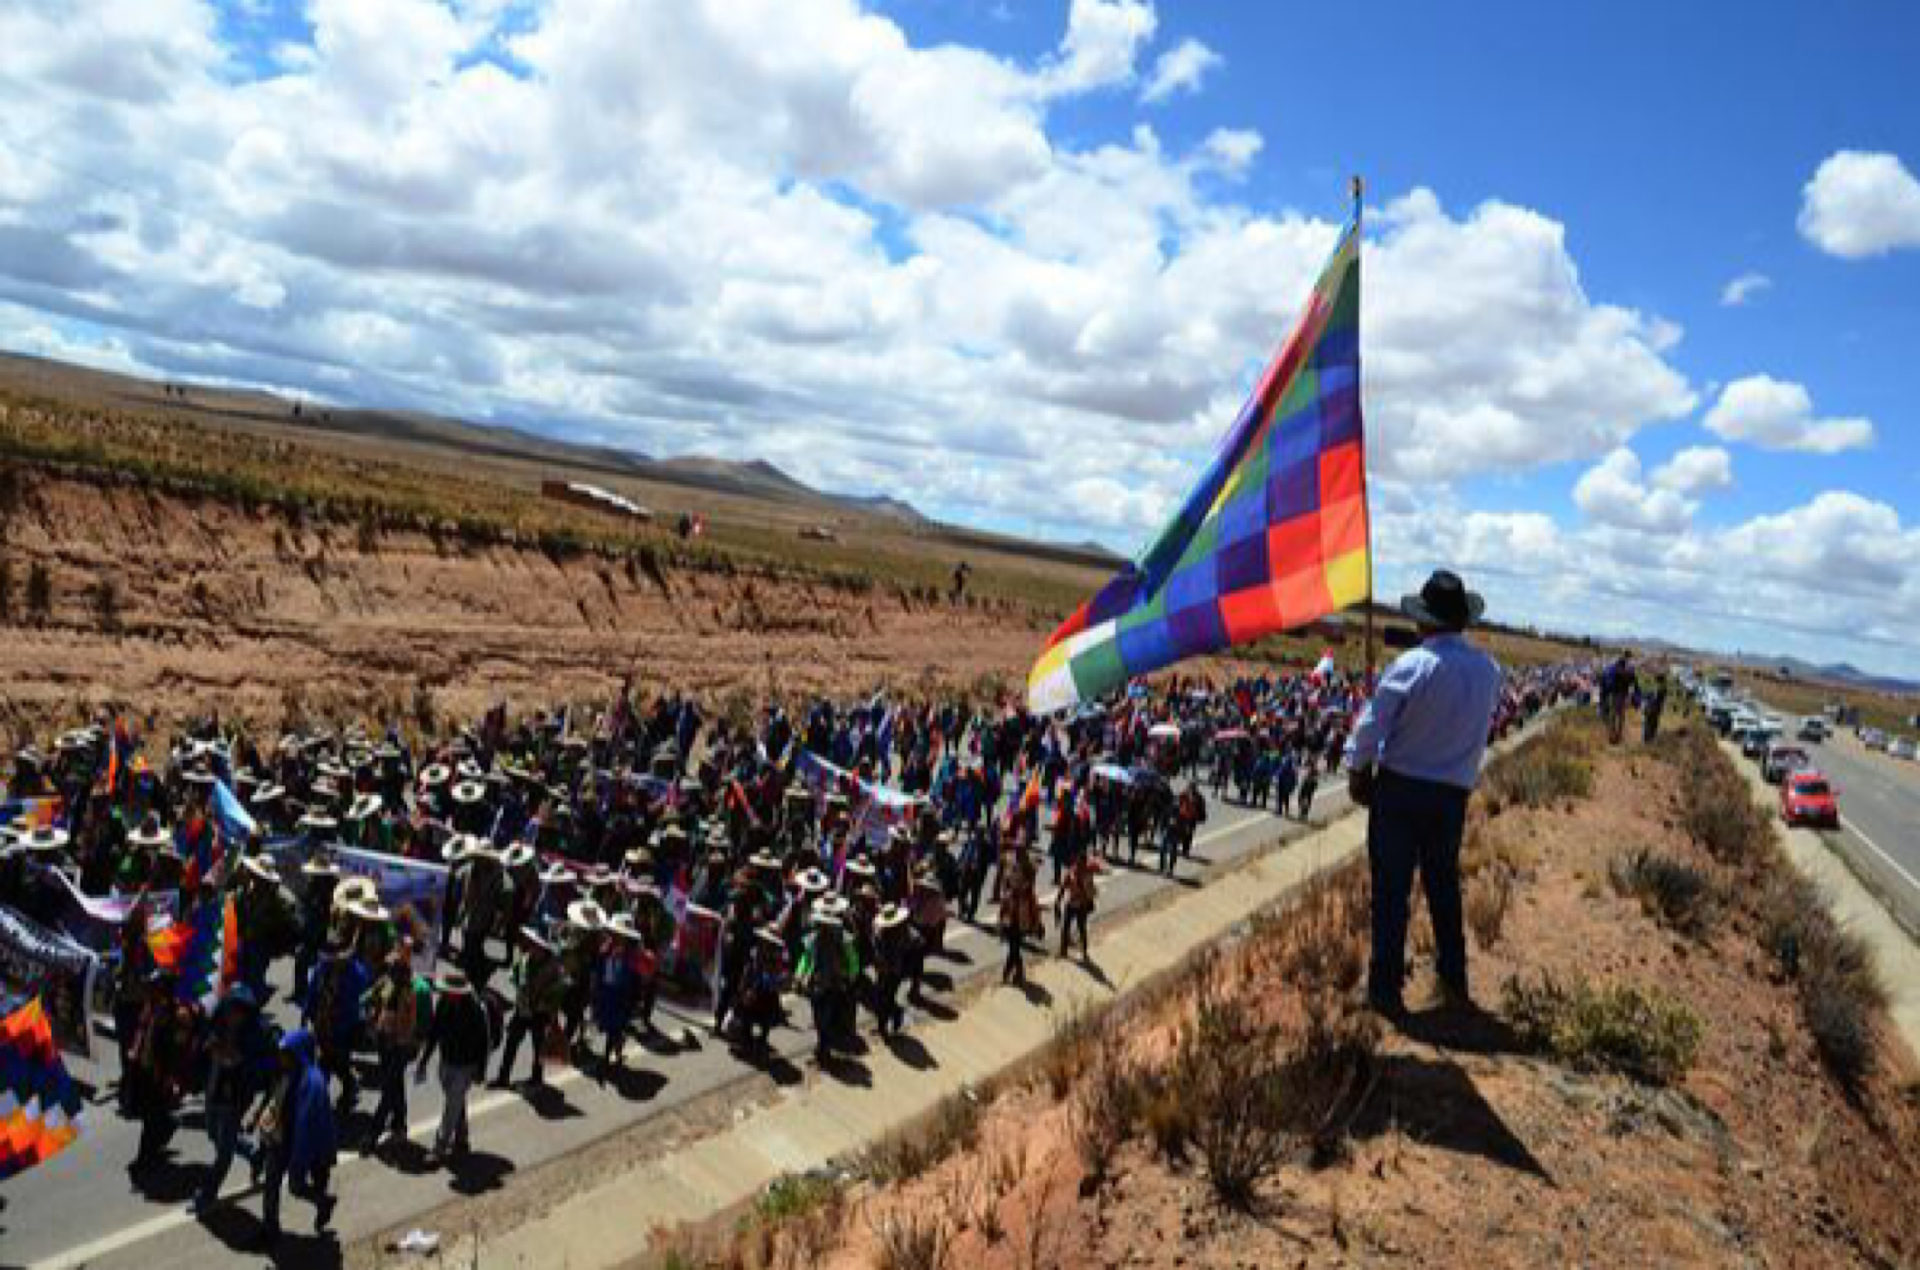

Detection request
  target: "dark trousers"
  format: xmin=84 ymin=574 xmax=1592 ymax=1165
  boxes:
xmin=1059 ymin=906 xmax=1089 ymax=958
xmin=715 ymin=964 xmax=745 ymax=1030
xmin=1000 ymin=924 xmax=1026 ymax=984
xmin=959 ymin=867 xmax=987 ymax=921
xmin=1366 ymin=769 xmax=1471 ymax=1005
xmin=368 ymin=1042 xmax=411 ymax=1141
xmin=497 ymin=1010 xmax=552 ymax=1085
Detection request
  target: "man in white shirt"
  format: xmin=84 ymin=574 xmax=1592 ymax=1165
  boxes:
xmin=1346 ymin=570 xmax=1504 ymax=1019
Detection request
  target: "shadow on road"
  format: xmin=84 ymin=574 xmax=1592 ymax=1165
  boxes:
xmin=817 ymin=1052 xmax=872 ymax=1087
xmin=519 ymin=1080 xmax=584 ymax=1121
xmin=880 ymin=1032 xmax=937 ymax=1072
xmin=447 ymin=1148 xmax=515 ymax=1196
xmin=127 ymin=1151 xmax=204 ymax=1204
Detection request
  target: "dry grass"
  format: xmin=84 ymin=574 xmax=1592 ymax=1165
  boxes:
xmin=1483 ymin=715 xmax=1597 ymax=812
xmin=1466 ymin=866 xmax=1516 ymax=950
xmin=858 ymin=1089 xmax=983 ymax=1185
xmin=868 ymin=1205 xmax=953 ymax=1270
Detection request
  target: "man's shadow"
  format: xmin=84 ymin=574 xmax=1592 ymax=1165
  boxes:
xmin=1349 ymin=1048 xmax=1553 ymax=1183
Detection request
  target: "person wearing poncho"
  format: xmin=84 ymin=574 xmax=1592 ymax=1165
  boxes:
xmin=796 ymin=913 xmax=858 ymax=1061
xmin=252 ymin=1028 xmax=337 ymax=1244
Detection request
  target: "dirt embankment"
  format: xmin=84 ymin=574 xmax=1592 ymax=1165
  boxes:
xmin=655 ymin=719 xmax=1920 ymax=1269
xmin=0 ymin=468 xmax=1049 ymax=740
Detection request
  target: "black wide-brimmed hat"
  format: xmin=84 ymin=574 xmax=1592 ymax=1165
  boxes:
xmin=1399 ymin=569 xmax=1484 ymax=631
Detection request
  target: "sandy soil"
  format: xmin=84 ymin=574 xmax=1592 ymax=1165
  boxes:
xmin=693 ymin=725 xmax=1920 ymax=1270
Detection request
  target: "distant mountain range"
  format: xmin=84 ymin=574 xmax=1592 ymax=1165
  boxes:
xmin=0 ymin=349 xmax=952 ymax=524
xmin=1632 ymin=635 xmax=1918 ymax=695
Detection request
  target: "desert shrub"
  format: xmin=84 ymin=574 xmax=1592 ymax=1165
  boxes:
xmin=869 ymin=1207 xmax=952 ymax=1270
xmin=1260 ymin=865 xmax=1369 ymax=993
xmin=1070 ymin=1054 xmax=1141 ymax=1183
xmin=1466 ymin=866 xmax=1515 ymax=950
xmin=1610 ymin=848 xmax=1715 ymax=938
xmin=1175 ymin=987 xmax=1378 ymax=1208
xmin=1801 ymin=963 xmax=1878 ymax=1096
xmin=1484 ymin=719 xmax=1593 ymax=810
xmin=24 ymin=561 xmax=51 ymax=621
xmin=1502 ymin=972 xmax=1702 ymax=1086
xmin=1034 ymin=1001 xmax=1109 ymax=1101
xmin=1673 ymin=730 xmax=1770 ymax=864
xmin=754 ymin=1171 xmax=845 ymax=1225
xmin=1757 ymin=872 xmax=1884 ymax=1094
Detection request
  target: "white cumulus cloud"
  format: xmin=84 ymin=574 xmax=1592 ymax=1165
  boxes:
xmin=1650 ymin=445 xmax=1733 ymax=496
xmin=1703 ymin=375 xmax=1874 ymax=453
xmin=1572 ymin=448 xmax=1695 ymax=534
xmin=1798 ymin=150 xmax=1920 ymax=258
xmin=1141 ymin=37 xmax=1221 ymax=103
xmin=1719 ymin=271 xmax=1771 ymax=306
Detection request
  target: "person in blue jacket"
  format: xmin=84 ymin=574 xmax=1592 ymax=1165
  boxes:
xmin=248 ymin=1029 xmax=337 ymax=1246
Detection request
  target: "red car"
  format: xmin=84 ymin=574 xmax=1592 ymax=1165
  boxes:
xmin=1780 ymin=770 xmax=1839 ymax=829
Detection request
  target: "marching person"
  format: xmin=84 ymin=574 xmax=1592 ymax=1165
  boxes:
xmin=796 ymin=903 xmax=857 ymax=1062
xmin=416 ymin=966 xmax=492 ymax=1164
xmin=192 ymin=984 xmax=267 ymax=1214
xmin=1295 ymin=759 xmax=1321 ymax=821
xmin=870 ymin=903 xmax=917 ymax=1036
xmin=494 ymin=927 xmax=566 ymax=1090
xmin=996 ymin=843 xmax=1038 ymax=988
xmin=126 ymin=969 xmax=192 ymax=1175
xmin=251 ymin=1029 xmax=338 ymax=1244
xmin=1345 ymin=569 xmax=1504 ymax=1020
xmin=1056 ymin=849 xmax=1098 ymax=960
xmin=363 ymin=944 xmax=425 ymax=1152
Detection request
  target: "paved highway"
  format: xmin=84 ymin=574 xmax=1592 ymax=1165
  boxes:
xmin=4 ymin=781 xmax=1346 ymax=1269
xmin=1797 ymin=729 xmax=1920 ymax=936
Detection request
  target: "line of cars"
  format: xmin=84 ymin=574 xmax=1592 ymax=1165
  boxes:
xmin=1681 ymin=670 xmax=1840 ymax=829
xmin=1857 ymin=726 xmax=1919 ymax=762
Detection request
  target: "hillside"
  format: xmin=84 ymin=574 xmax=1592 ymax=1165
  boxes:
xmin=647 ymin=718 xmax=1920 ymax=1269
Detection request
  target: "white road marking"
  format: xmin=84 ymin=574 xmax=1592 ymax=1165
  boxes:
xmin=1836 ymin=815 xmax=1920 ymax=896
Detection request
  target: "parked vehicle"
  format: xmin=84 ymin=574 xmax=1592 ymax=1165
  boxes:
xmin=1891 ymin=736 xmax=1918 ymax=761
xmin=1796 ymin=716 xmax=1829 ymax=743
xmin=1741 ymin=720 xmax=1781 ymax=760
xmin=1780 ymin=770 xmax=1840 ymax=829
xmin=1763 ymin=743 xmax=1810 ymax=784
xmin=1861 ymin=728 xmax=1889 ymax=752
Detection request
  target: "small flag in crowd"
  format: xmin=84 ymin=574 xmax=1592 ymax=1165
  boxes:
xmin=1028 ymin=209 xmax=1369 ymax=714
xmin=0 ymin=795 xmax=63 ymax=832
xmin=149 ymin=896 xmax=240 ymax=1009
xmin=0 ymin=996 xmax=85 ymax=1180
xmin=212 ymin=777 xmax=258 ymax=845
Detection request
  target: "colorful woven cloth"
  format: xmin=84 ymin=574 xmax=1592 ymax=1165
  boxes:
xmin=0 ymin=996 xmax=84 ymax=1180
xmin=1028 ymin=217 xmax=1369 ymax=713
xmin=149 ymin=895 xmax=239 ymax=1010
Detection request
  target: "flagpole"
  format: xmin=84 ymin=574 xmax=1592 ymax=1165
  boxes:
xmin=1352 ymin=174 xmax=1377 ymax=687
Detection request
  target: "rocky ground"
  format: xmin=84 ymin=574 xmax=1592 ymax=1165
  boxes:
xmin=653 ymin=720 xmax=1920 ymax=1269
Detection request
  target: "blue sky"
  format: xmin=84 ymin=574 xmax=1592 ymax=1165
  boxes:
xmin=1 ymin=0 xmax=1916 ymax=676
